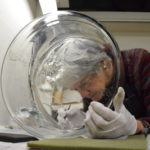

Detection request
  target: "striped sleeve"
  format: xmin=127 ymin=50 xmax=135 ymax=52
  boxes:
xmin=140 ymin=50 xmax=150 ymax=123
xmin=122 ymin=48 xmax=150 ymax=125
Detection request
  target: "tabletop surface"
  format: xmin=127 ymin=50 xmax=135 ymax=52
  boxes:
xmin=0 ymin=134 xmax=149 ymax=150
xmin=0 ymin=126 xmax=149 ymax=150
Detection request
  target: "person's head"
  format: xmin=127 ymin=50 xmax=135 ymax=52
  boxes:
xmin=61 ymin=38 xmax=114 ymax=101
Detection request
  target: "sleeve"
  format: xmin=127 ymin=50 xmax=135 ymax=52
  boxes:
xmin=140 ymin=49 xmax=150 ymax=128
xmin=122 ymin=48 xmax=150 ymax=132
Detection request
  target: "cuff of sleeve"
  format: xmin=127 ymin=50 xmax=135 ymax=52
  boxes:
xmin=139 ymin=119 xmax=150 ymax=135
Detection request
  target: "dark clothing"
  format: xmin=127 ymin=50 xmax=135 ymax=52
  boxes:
xmin=83 ymin=48 xmax=150 ymax=127
xmin=121 ymin=48 xmax=150 ymax=125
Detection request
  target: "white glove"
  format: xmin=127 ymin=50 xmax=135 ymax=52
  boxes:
xmin=84 ymin=87 xmax=137 ymax=139
xmin=57 ymin=107 xmax=86 ymax=130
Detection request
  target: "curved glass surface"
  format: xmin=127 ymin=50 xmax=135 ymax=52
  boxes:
xmin=1 ymin=11 xmax=121 ymax=139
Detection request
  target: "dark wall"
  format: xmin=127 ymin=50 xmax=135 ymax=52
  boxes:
xmin=62 ymin=0 xmax=150 ymax=12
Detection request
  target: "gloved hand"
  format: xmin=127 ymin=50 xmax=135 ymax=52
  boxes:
xmin=84 ymin=87 xmax=137 ymax=139
xmin=57 ymin=107 xmax=86 ymax=130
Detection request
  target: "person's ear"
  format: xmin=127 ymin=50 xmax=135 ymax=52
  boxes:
xmin=98 ymin=58 xmax=113 ymax=73
xmin=100 ymin=58 xmax=113 ymax=85
xmin=101 ymin=60 xmax=108 ymax=70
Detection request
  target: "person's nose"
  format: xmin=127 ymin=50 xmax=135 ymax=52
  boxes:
xmin=77 ymin=88 xmax=90 ymax=99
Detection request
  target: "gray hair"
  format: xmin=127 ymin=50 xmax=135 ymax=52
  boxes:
xmin=58 ymin=38 xmax=110 ymax=86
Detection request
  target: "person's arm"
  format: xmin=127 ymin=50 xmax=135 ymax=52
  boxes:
xmin=122 ymin=48 xmax=150 ymax=134
xmin=138 ymin=49 xmax=150 ymax=133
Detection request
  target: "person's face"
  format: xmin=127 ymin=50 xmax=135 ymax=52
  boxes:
xmin=71 ymin=60 xmax=113 ymax=101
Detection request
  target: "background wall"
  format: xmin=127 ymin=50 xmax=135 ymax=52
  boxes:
xmin=77 ymin=11 xmax=150 ymax=50
xmin=103 ymin=22 xmax=150 ymax=51
xmin=0 ymin=0 xmax=37 ymax=125
xmin=80 ymin=12 xmax=150 ymax=50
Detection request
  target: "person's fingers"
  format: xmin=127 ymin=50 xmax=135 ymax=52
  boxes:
xmin=88 ymin=106 xmax=108 ymax=129
xmin=113 ymin=87 xmax=125 ymax=112
xmin=90 ymin=102 xmax=117 ymax=121
xmin=84 ymin=111 xmax=100 ymax=137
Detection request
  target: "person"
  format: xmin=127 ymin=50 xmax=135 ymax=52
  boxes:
xmin=82 ymin=48 xmax=150 ymax=138
xmin=57 ymin=38 xmax=150 ymax=139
